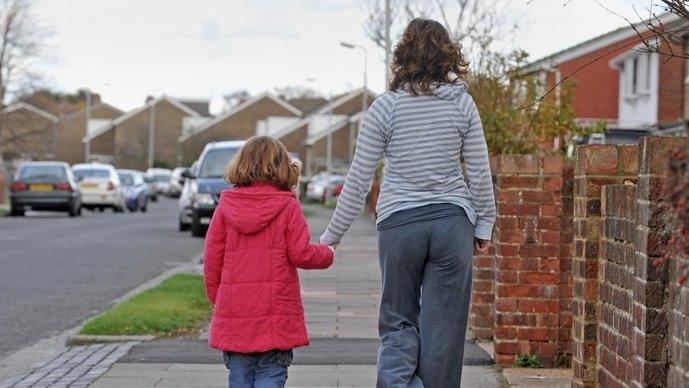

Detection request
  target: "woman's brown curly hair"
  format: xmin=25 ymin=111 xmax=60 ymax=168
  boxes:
xmin=389 ymin=18 xmax=469 ymax=95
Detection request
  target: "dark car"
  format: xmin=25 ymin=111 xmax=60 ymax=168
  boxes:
xmin=183 ymin=141 xmax=245 ymax=237
xmin=117 ymin=169 xmax=149 ymax=212
xmin=9 ymin=162 xmax=81 ymax=217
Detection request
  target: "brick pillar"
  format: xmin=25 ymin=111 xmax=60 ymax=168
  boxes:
xmin=571 ymin=144 xmax=638 ymax=387
xmin=493 ymin=155 xmax=563 ymax=367
xmin=597 ymin=184 xmax=637 ymax=387
xmin=470 ymin=244 xmax=496 ymax=340
xmin=667 ymin=140 xmax=689 ymax=388
xmin=630 ymin=136 xmax=686 ymax=387
xmin=469 ymin=158 xmax=498 ymax=341
xmin=559 ymin=164 xmax=574 ymax=362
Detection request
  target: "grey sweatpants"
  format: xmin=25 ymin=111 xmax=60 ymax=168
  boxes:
xmin=376 ymin=213 xmax=474 ymax=388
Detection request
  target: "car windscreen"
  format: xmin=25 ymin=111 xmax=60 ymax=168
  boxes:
xmin=19 ymin=165 xmax=66 ymax=182
xmin=198 ymin=148 xmax=238 ymax=179
xmin=152 ymin=174 xmax=170 ymax=182
xmin=118 ymin=173 xmax=135 ymax=186
xmin=73 ymin=168 xmax=110 ymax=180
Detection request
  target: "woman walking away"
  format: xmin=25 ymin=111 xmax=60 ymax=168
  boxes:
xmin=204 ymin=136 xmax=335 ymax=388
xmin=320 ymin=19 xmax=495 ymax=388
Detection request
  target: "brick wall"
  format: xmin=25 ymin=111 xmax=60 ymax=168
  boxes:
xmin=462 ymin=136 xmax=689 ymax=386
xmin=571 ymin=144 xmax=638 ymax=387
xmin=597 ymin=184 xmax=637 ymax=387
xmin=628 ymin=136 xmax=686 ymax=387
xmin=492 ymin=155 xmax=564 ymax=367
xmin=657 ymin=41 xmax=686 ymax=125
xmin=559 ymin=164 xmax=575 ymax=359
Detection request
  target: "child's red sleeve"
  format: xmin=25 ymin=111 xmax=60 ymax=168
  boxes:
xmin=204 ymin=208 xmax=226 ymax=304
xmin=286 ymin=201 xmax=334 ymax=269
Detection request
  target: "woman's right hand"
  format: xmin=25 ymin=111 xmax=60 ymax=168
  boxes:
xmin=474 ymin=238 xmax=490 ymax=255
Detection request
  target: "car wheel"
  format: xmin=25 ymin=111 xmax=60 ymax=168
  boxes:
xmin=151 ymin=195 xmax=158 ymax=202
xmin=191 ymin=213 xmax=206 ymax=237
xmin=9 ymin=207 xmax=25 ymax=217
xmin=98 ymin=207 xmax=105 ymax=212
xmin=114 ymin=204 xmax=125 ymax=213
xmin=141 ymin=198 xmax=148 ymax=213
xmin=68 ymin=202 xmax=80 ymax=217
xmin=179 ymin=216 xmax=190 ymax=231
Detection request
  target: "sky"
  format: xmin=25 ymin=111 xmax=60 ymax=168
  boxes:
xmin=32 ymin=0 xmax=658 ymax=111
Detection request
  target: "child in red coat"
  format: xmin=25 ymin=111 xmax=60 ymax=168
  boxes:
xmin=203 ymin=136 xmax=334 ymax=388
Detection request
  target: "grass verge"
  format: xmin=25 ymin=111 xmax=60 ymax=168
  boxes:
xmin=80 ymin=274 xmax=211 ymax=336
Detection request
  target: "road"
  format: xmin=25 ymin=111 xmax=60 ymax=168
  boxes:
xmin=0 ymin=198 xmax=204 ymax=359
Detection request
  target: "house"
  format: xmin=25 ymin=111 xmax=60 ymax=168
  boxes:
xmin=267 ymin=88 xmax=375 ymax=176
xmin=56 ymin=102 xmax=123 ymax=165
xmin=178 ymin=93 xmax=302 ymax=165
xmin=87 ymin=95 xmax=207 ymax=170
xmin=0 ymin=103 xmax=59 ymax=161
xmin=521 ymin=12 xmax=688 ymax=143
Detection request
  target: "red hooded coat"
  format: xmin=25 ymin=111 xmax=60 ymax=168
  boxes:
xmin=204 ymin=182 xmax=334 ymax=353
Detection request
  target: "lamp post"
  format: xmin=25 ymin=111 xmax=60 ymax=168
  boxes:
xmin=340 ymin=41 xmax=368 ymax=160
xmin=84 ymin=89 xmax=91 ymax=162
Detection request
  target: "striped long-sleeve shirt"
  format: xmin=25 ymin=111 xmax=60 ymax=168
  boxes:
xmin=319 ymin=83 xmax=496 ymax=245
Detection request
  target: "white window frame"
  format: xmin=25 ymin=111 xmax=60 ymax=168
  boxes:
xmin=622 ymin=51 xmax=652 ymax=100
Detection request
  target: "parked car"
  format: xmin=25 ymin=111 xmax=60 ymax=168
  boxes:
xmin=182 ymin=141 xmax=245 ymax=237
xmin=72 ymin=163 xmax=125 ymax=212
xmin=177 ymin=162 xmax=197 ymax=232
xmin=146 ymin=168 xmax=173 ymax=197
xmin=117 ymin=169 xmax=149 ymax=212
xmin=9 ymin=161 xmax=81 ymax=217
xmin=144 ymin=175 xmax=158 ymax=202
xmin=306 ymin=173 xmax=346 ymax=202
xmin=168 ymin=167 xmax=187 ymax=198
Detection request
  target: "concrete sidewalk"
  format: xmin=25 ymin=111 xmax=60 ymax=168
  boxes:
xmin=91 ymin=204 xmax=504 ymax=387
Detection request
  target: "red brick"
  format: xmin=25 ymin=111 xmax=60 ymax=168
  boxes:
xmin=543 ymin=155 xmax=563 ymax=174
xmin=578 ymin=145 xmax=618 ymax=175
xmin=520 ymin=272 xmax=560 ymax=285
xmin=497 ymin=155 xmax=540 ymax=174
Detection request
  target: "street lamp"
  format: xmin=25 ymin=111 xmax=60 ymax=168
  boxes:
xmin=84 ymin=89 xmax=91 ymax=162
xmin=340 ymin=41 xmax=368 ymax=160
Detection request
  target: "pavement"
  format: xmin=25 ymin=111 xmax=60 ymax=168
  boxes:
xmin=89 ymin=203 xmax=504 ymax=387
xmin=0 ymin=198 xmax=203 ymax=360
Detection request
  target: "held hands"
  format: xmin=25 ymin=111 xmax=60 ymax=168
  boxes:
xmin=474 ymin=238 xmax=490 ymax=255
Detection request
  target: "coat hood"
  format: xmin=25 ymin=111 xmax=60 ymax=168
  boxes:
xmin=433 ymin=83 xmax=468 ymax=102
xmin=219 ymin=183 xmax=295 ymax=234
xmin=395 ymin=82 xmax=468 ymax=102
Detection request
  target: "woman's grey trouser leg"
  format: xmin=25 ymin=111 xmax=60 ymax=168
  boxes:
xmin=418 ymin=215 xmax=474 ymax=388
xmin=376 ymin=214 xmax=474 ymax=388
xmin=377 ymin=221 xmax=427 ymax=388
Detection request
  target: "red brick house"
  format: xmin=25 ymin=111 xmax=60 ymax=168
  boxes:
xmin=521 ymin=12 xmax=688 ymax=141
xmin=179 ymin=93 xmax=302 ymax=165
xmin=56 ymin=103 xmax=123 ymax=165
xmin=268 ymin=88 xmax=375 ymax=175
xmin=1 ymin=103 xmax=59 ymax=161
xmin=87 ymin=95 xmax=205 ymax=169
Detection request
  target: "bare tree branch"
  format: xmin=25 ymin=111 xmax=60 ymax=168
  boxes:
xmin=0 ymin=0 xmax=46 ymax=160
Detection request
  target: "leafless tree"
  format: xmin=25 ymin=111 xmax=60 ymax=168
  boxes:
xmin=362 ymin=0 xmax=508 ymax=70
xmin=0 ymin=0 xmax=45 ymax=159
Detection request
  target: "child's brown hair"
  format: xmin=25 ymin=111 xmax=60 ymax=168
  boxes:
xmin=225 ymin=136 xmax=300 ymax=190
